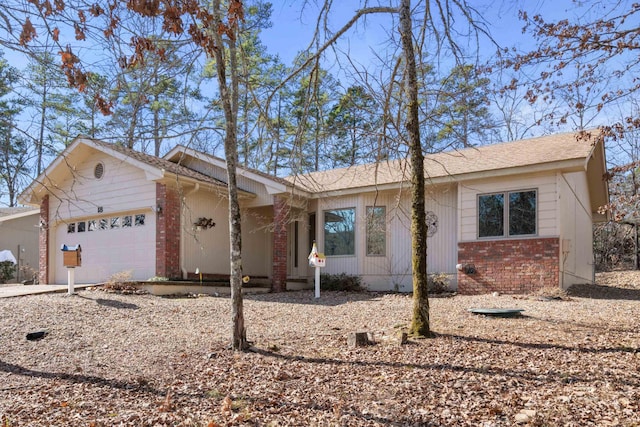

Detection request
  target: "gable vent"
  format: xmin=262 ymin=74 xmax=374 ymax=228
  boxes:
xmin=94 ymin=162 xmax=105 ymax=179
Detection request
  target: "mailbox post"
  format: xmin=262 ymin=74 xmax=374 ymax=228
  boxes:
xmin=308 ymin=242 xmax=326 ymax=299
xmin=61 ymin=244 xmax=81 ymax=295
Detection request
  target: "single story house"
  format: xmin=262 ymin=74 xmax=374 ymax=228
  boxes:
xmin=18 ymin=131 xmax=608 ymax=294
xmin=0 ymin=207 xmax=40 ymax=283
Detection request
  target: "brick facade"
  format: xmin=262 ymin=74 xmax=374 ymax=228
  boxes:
xmin=272 ymin=196 xmax=288 ymax=292
xmin=457 ymin=238 xmax=560 ymax=294
xmin=38 ymin=195 xmax=49 ymax=285
xmin=156 ymin=183 xmax=181 ymax=279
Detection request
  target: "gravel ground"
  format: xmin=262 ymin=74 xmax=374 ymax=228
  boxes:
xmin=1 ymin=272 xmax=639 ymax=426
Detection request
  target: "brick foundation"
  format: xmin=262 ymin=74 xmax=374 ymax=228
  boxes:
xmin=272 ymin=196 xmax=288 ymax=292
xmin=156 ymin=183 xmax=181 ymax=279
xmin=38 ymin=195 xmax=49 ymax=285
xmin=457 ymin=238 xmax=560 ymax=295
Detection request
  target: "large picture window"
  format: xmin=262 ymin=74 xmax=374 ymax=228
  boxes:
xmin=478 ymin=190 xmax=537 ymax=238
xmin=366 ymin=206 xmax=386 ymax=256
xmin=324 ymin=208 xmax=355 ymax=256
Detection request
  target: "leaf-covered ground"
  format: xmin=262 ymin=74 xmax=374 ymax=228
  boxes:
xmin=1 ymin=272 xmax=639 ymax=426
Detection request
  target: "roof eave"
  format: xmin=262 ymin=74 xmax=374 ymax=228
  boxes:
xmin=157 ymin=173 xmax=256 ymax=199
xmin=0 ymin=209 xmax=40 ymax=222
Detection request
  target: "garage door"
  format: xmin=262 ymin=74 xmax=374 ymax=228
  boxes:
xmin=54 ymin=212 xmax=156 ymax=284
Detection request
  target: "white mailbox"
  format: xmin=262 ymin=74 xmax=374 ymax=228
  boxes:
xmin=308 ymin=242 xmax=326 ymax=299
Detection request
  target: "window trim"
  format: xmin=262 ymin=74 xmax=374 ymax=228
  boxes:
xmin=477 ymin=189 xmax=538 ymax=239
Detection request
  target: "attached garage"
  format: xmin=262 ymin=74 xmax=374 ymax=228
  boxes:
xmin=52 ymin=210 xmax=156 ymax=283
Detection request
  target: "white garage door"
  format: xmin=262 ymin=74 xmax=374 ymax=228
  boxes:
xmin=54 ymin=213 xmax=156 ymax=284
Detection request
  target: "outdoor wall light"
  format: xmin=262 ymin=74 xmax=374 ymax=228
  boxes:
xmin=156 ymin=205 xmax=163 ymax=214
xmin=456 ymin=263 xmax=476 ymax=274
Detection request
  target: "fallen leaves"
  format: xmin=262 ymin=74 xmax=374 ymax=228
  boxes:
xmin=0 ymin=272 xmax=639 ymax=425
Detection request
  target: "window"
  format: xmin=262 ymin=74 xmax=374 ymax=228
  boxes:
xmin=324 ymin=208 xmax=355 ymax=256
xmin=122 ymin=215 xmax=132 ymax=228
xmin=99 ymin=219 xmax=108 ymax=230
xmin=478 ymin=190 xmax=537 ymax=238
xmin=77 ymin=221 xmax=86 ymax=232
xmin=366 ymin=206 xmax=386 ymax=256
xmin=135 ymin=214 xmax=145 ymax=226
xmin=67 ymin=223 xmax=76 ymax=233
xmin=110 ymin=217 xmax=120 ymax=229
xmin=88 ymin=220 xmax=96 ymax=231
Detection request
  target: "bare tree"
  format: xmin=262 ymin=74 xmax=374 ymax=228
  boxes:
xmin=279 ymin=0 xmax=493 ymax=336
xmin=11 ymin=0 xmax=250 ymax=349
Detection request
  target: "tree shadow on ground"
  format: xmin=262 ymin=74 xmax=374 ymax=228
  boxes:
xmin=244 ymin=290 xmax=381 ymax=306
xmin=0 ymin=359 xmax=159 ymax=395
xmin=77 ymin=294 xmax=139 ymax=310
xmin=567 ymin=283 xmax=640 ymax=300
xmin=434 ymin=332 xmax=639 ymax=355
xmin=248 ymin=337 xmax=640 ymax=388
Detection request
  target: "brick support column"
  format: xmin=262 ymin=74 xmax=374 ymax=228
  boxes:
xmin=272 ymin=196 xmax=288 ymax=292
xmin=156 ymin=183 xmax=181 ymax=279
xmin=457 ymin=237 xmax=560 ymax=295
xmin=38 ymin=195 xmax=50 ymax=285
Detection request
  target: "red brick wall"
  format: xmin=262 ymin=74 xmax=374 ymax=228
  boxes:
xmin=272 ymin=196 xmax=288 ymax=292
xmin=156 ymin=183 xmax=181 ymax=279
xmin=38 ymin=195 xmax=49 ymax=285
xmin=457 ymin=238 xmax=560 ymax=294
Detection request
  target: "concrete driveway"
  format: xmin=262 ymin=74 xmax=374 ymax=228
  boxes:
xmin=0 ymin=284 xmax=95 ymax=298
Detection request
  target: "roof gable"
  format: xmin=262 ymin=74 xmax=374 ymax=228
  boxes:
xmin=19 ymin=136 xmax=233 ymax=206
xmin=164 ymin=145 xmax=300 ymax=196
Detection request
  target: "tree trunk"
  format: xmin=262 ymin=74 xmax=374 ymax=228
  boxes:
xmin=37 ymin=83 xmax=47 ymax=176
xmin=213 ymin=0 xmax=246 ymax=351
xmin=399 ymin=0 xmax=430 ymax=337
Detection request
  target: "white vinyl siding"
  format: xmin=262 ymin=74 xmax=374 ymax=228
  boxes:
xmin=383 ymin=186 xmax=458 ymax=291
xmin=50 ymin=152 xmax=157 ymax=222
xmin=559 ymin=171 xmax=594 ymax=288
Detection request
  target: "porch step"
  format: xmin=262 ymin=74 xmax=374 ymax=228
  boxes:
xmin=286 ymin=279 xmax=312 ymax=291
xmin=134 ymin=282 xmax=271 ymax=296
xmin=133 ymin=277 xmax=312 ymax=296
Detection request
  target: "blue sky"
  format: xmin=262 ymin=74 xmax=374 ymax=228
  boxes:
xmin=259 ymin=1 xmax=574 ymax=66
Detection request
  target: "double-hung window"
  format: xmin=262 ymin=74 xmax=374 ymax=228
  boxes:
xmin=478 ymin=190 xmax=537 ymax=238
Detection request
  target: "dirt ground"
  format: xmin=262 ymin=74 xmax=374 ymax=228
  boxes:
xmin=1 ymin=271 xmax=639 ymax=426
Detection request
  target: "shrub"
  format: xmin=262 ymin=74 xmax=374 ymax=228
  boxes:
xmin=103 ymin=270 xmax=143 ymax=293
xmin=427 ymin=272 xmax=450 ymax=294
xmin=320 ymin=273 xmax=363 ymax=291
xmin=0 ymin=261 xmax=15 ymax=284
